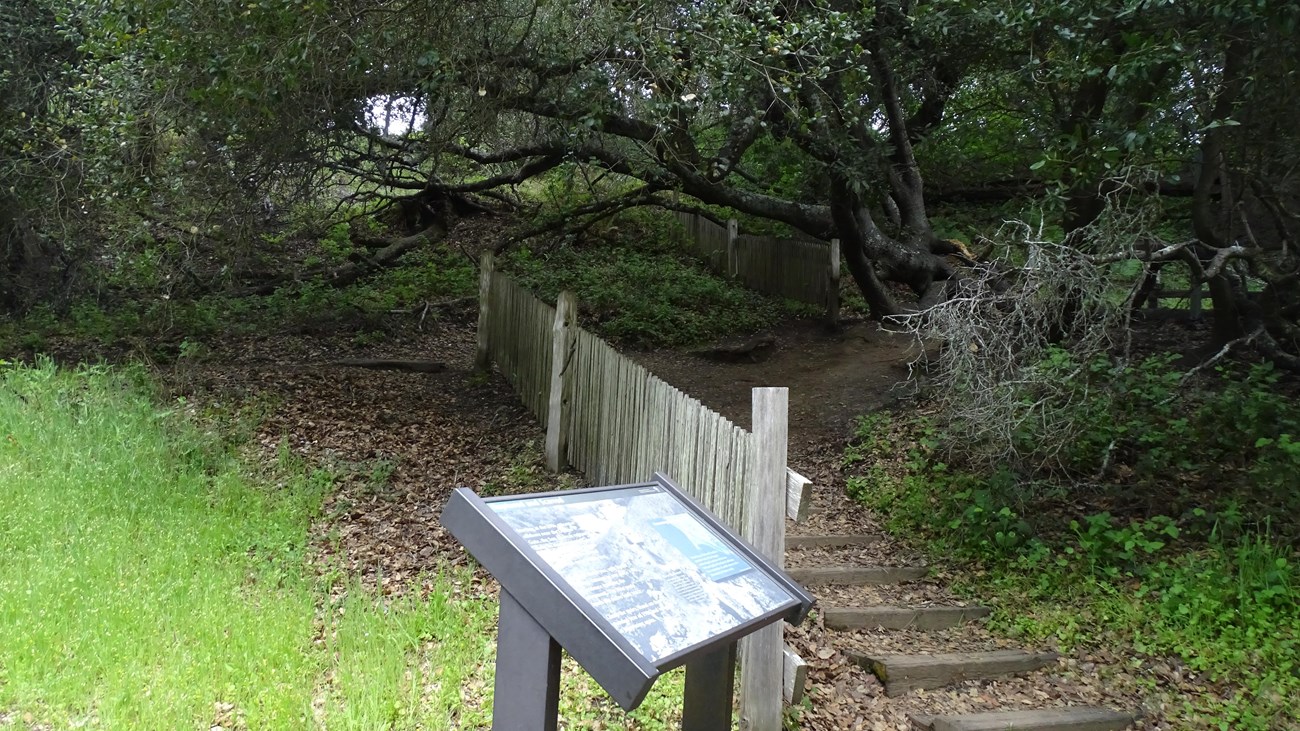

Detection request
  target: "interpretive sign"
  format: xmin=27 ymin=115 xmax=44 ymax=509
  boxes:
xmin=488 ymin=481 xmax=797 ymax=664
xmin=441 ymin=472 xmax=814 ymax=731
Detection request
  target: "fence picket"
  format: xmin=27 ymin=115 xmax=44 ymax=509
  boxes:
xmin=480 ymin=268 xmax=794 ymax=535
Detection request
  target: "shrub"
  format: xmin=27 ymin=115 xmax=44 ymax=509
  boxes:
xmin=504 ymin=242 xmax=783 ymax=348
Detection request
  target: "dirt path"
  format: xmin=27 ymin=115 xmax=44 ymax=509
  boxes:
xmin=628 ymin=322 xmax=1157 ymax=731
xmin=630 ymin=320 xmax=927 ymax=536
xmin=631 ymin=319 xmax=921 ymax=442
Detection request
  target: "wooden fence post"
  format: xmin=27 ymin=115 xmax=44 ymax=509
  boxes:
xmin=545 ymin=291 xmax=576 ymax=472
xmin=739 ymin=387 xmax=788 ymax=731
xmin=475 ymin=251 xmax=495 ymax=371
xmin=727 ymin=219 xmax=740 ymax=278
xmin=828 ymin=238 xmax=841 ymax=327
xmin=1188 ymin=272 xmax=1204 ymax=317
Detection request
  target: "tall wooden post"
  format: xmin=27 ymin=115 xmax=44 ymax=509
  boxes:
xmin=739 ymin=387 xmax=788 ymax=731
xmin=475 ymin=251 xmax=495 ymax=371
xmin=727 ymin=219 xmax=740 ymax=278
xmin=1188 ymin=264 xmax=1204 ymax=317
xmin=545 ymin=291 xmax=576 ymax=472
xmin=828 ymin=238 xmax=841 ymax=328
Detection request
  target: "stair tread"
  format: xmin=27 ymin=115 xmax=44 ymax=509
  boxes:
xmin=786 ymin=565 xmax=927 ymax=586
xmin=823 ymin=605 xmax=991 ymax=631
xmin=785 ymin=534 xmax=877 ymax=549
xmin=861 ymin=649 xmax=1060 ymax=668
xmin=910 ymin=707 xmax=1137 ymax=731
xmin=847 ymin=649 xmax=1060 ymax=696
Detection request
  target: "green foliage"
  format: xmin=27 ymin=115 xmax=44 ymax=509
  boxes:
xmin=1004 ymin=348 xmax=1184 ymax=476
xmin=847 ymin=413 xmax=1036 ymax=561
xmin=844 ymin=365 xmax=1300 ymax=729
xmin=991 ymin=534 xmax=1299 ymax=729
xmin=1067 ymin=513 xmax=1179 ymax=578
xmin=990 ymin=350 xmax=1300 ymax=515
xmin=504 ymin=232 xmax=784 ymax=348
xmin=1 ymin=243 xmax=477 ymax=357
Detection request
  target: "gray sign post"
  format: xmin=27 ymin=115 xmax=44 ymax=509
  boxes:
xmin=441 ymin=472 xmax=814 ymax=730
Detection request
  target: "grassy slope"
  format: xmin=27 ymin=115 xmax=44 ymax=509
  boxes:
xmin=0 ymin=363 xmax=496 ymax=729
xmin=0 ymin=361 xmax=706 ymax=730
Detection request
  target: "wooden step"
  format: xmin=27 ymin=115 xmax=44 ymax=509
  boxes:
xmin=910 ymin=707 xmax=1137 ymax=731
xmin=785 ymin=534 xmax=877 ymax=549
xmin=787 ymin=565 xmax=927 ymax=586
xmin=824 ymin=605 xmax=991 ymax=631
xmin=848 ymin=649 xmax=1060 ymax=696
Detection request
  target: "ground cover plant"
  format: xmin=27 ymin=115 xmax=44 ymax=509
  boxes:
xmin=0 ymin=362 xmax=496 ymax=729
xmin=0 ymin=360 xmax=714 ymax=729
xmin=844 ymin=354 xmax=1300 ymax=730
xmin=0 ymin=241 xmax=479 ymax=362
xmin=502 ymin=213 xmax=791 ymax=348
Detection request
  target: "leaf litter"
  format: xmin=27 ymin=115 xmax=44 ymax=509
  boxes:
xmin=158 ymin=292 xmax=1185 ymax=730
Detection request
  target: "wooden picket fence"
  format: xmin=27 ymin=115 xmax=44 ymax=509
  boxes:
xmin=475 ymin=252 xmax=810 ymax=530
xmin=673 ymin=211 xmax=840 ymax=324
xmin=479 ymin=271 xmax=555 ymax=421
xmin=674 ymin=211 xmax=733 ymax=272
xmin=475 ymin=253 xmax=812 ymax=729
xmin=564 ymin=327 xmax=755 ymax=531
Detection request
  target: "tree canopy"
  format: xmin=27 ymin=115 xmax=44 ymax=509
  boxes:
xmin=3 ymin=0 xmax=1298 ymax=362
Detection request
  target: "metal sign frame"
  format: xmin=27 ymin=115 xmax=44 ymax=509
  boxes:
xmin=441 ymin=472 xmax=813 ymax=726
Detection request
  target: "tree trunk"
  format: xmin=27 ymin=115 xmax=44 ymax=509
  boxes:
xmin=1206 ymin=272 xmax=1246 ymax=345
xmin=0 ymin=193 xmax=61 ymax=313
xmin=828 ymin=178 xmax=902 ymax=318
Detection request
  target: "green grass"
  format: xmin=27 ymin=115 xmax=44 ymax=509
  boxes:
xmin=0 ymin=360 xmax=705 ymax=729
xmin=0 ymin=363 xmax=319 ymax=728
xmin=0 ymin=362 xmax=497 ymax=729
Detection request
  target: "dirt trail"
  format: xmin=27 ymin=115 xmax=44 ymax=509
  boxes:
xmin=631 ymin=319 xmax=921 ymax=442
xmin=630 ymin=319 xmax=927 ymax=530
xmin=629 ymin=321 xmax=1158 ymax=731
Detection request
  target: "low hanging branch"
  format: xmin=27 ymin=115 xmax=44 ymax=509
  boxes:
xmin=494 ymin=185 xmax=664 ymax=253
xmin=232 ymin=223 xmax=447 ymax=297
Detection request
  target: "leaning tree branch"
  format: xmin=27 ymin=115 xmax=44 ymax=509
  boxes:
xmin=1086 ymin=238 xmax=1198 ymax=265
xmin=646 ymin=199 xmax=727 ymax=228
xmin=1179 ymin=325 xmax=1266 ymax=383
xmin=232 ymin=223 xmax=447 ymax=297
xmin=495 ymin=185 xmax=665 ymax=253
xmin=1203 ymin=243 xmax=1257 ymax=279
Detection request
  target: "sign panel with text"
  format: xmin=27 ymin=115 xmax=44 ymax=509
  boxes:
xmin=441 ymin=473 xmax=814 ymax=711
xmin=488 ymin=482 xmax=796 ymax=665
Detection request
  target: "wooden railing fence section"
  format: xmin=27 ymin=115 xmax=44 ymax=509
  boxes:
xmin=481 ymin=265 xmax=555 ymax=422
xmin=673 ymin=211 xmax=840 ymax=324
xmin=476 ymin=254 xmax=811 ymax=728
xmin=564 ymin=327 xmax=754 ymax=531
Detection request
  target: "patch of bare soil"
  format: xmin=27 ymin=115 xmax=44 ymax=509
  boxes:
xmin=167 ymin=306 xmax=551 ymax=597
xmin=632 ymin=318 xmax=921 ymax=438
xmin=630 ymin=319 xmax=927 ymax=538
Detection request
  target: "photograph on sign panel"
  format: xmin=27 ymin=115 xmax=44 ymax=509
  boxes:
xmin=489 ymin=485 xmax=792 ymax=664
